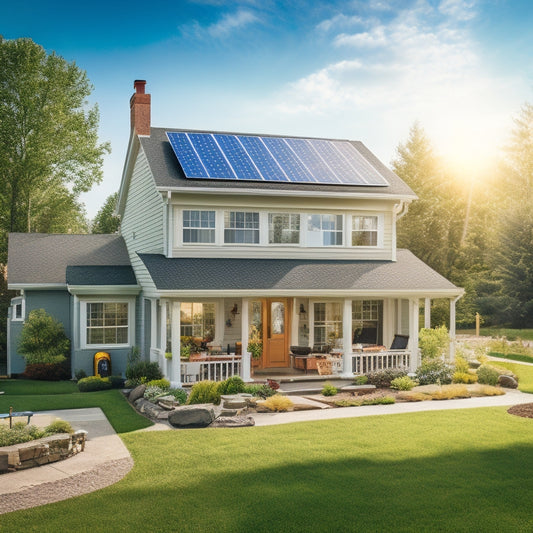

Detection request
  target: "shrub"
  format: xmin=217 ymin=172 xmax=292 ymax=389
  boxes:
xmin=477 ymin=365 xmax=499 ymax=386
xmin=454 ymin=354 xmax=471 ymax=374
xmin=218 ymin=376 xmax=246 ymax=395
xmin=22 ymin=363 xmax=70 ymax=381
xmin=243 ymin=384 xmax=276 ymax=398
xmin=44 ymin=419 xmax=73 ymax=435
xmin=144 ymin=386 xmax=167 ymax=402
xmin=167 ymin=388 xmax=188 ymax=404
xmin=18 ymin=309 xmax=70 ymax=365
xmin=146 ymin=378 xmax=170 ymax=389
xmin=74 ymin=369 xmax=87 ymax=381
xmin=390 ymin=376 xmax=417 ymax=391
xmin=419 ymin=326 xmax=449 ymax=360
xmin=397 ymin=391 xmax=431 ymax=402
xmin=125 ymin=361 xmax=163 ymax=386
xmin=0 ymin=423 xmax=45 ymax=447
xmin=108 ymin=375 xmax=126 ymax=389
xmin=415 ymin=359 xmax=453 ymax=385
xmin=366 ymin=368 xmax=408 ymax=388
xmin=470 ymin=384 xmax=505 ymax=397
xmin=77 ymin=376 xmax=112 ymax=392
xmin=334 ymin=396 xmax=395 ymax=407
xmin=321 ymin=382 xmax=338 ymax=396
xmin=187 ymin=380 xmax=221 ymax=405
xmin=453 ymin=371 xmax=478 ymax=384
xmin=353 ymin=375 xmax=368 ymax=385
xmin=261 ymin=394 xmax=294 ymax=412
xmin=431 ymin=385 xmax=470 ymax=400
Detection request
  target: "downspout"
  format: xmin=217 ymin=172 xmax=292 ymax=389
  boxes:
xmin=392 ymin=201 xmax=410 ymax=262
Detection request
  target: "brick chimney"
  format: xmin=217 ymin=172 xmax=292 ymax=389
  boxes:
xmin=130 ymin=80 xmax=151 ymax=136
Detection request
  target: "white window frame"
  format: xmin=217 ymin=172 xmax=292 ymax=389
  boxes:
xmin=306 ymin=214 xmax=344 ymax=247
xmin=180 ymin=302 xmax=216 ymax=339
xmin=11 ymin=297 xmax=25 ymax=322
xmin=223 ymin=210 xmax=260 ymax=245
xmin=268 ymin=212 xmax=301 ymax=245
xmin=312 ymin=301 xmax=343 ymax=348
xmin=182 ymin=209 xmax=216 ymax=245
xmin=351 ymin=214 xmax=384 ymax=248
xmin=80 ymin=298 xmax=135 ymax=349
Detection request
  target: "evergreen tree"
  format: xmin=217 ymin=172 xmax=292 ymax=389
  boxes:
xmin=92 ymin=192 xmax=120 ymax=234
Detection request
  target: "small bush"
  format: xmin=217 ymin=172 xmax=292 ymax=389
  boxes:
xmin=77 ymin=376 xmax=112 ymax=392
xmin=477 ymin=365 xmax=499 ymax=386
xmin=0 ymin=423 xmax=45 ymax=447
xmin=187 ymin=380 xmax=221 ymax=405
xmin=353 ymin=375 xmax=368 ymax=385
xmin=22 ymin=363 xmax=70 ymax=381
xmin=167 ymin=388 xmax=188 ymax=404
xmin=125 ymin=361 xmax=163 ymax=386
xmin=415 ymin=359 xmax=453 ymax=385
xmin=334 ymin=396 xmax=395 ymax=407
xmin=470 ymin=384 xmax=504 ymax=397
xmin=397 ymin=391 xmax=431 ymax=402
xmin=243 ymin=384 xmax=276 ymax=398
xmin=262 ymin=394 xmax=294 ymax=412
xmin=146 ymin=378 xmax=170 ymax=389
xmin=390 ymin=376 xmax=417 ymax=391
xmin=322 ymin=382 xmax=338 ymax=396
xmin=453 ymin=371 xmax=478 ymax=384
xmin=419 ymin=326 xmax=449 ymax=360
xmin=108 ymin=375 xmax=126 ymax=389
xmin=454 ymin=354 xmax=471 ymax=374
xmin=75 ymin=369 xmax=87 ymax=381
xmin=218 ymin=376 xmax=246 ymax=395
xmin=431 ymin=385 xmax=470 ymax=400
xmin=366 ymin=368 xmax=408 ymax=388
xmin=144 ymin=386 xmax=168 ymax=402
xmin=44 ymin=419 xmax=73 ymax=435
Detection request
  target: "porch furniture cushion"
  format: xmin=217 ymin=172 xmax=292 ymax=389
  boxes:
xmin=390 ymin=334 xmax=409 ymax=350
xmin=290 ymin=346 xmax=312 ymax=356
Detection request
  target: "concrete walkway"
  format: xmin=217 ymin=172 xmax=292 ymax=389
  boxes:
xmin=0 ymin=408 xmax=131 ymax=498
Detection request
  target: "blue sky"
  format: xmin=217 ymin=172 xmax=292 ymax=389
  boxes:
xmin=3 ymin=0 xmax=533 ymax=217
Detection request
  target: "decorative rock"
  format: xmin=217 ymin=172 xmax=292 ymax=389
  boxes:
xmin=168 ymin=406 xmax=216 ymax=428
xmin=156 ymin=395 xmax=180 ymax=409
xmin=341 ymin=384 xmax=377 ymax=395
xmin=128 ymin=384 xmax=146 ymax=403
xmin=0 ymin=453 xmax=8 ymax=474
xmin=220 ymin=408 xmax=239 ymax=417
xmin=468 ymin=360 xmax=481 ymax=369
xmin=210 ymin=416 xmax=255 ymax=428
xmin=222 ymin=398 xmax=248 ymax=409
xmin=498 ymin=375 xmax=518 ymax=389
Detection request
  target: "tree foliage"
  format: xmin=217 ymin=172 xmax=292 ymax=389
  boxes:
xmin=18 ymin=309 xmax=70 ymax=365
xmin=0 ymin=37 xmax=109 ymax=262
xmin=92 ymin=192 xmax=120 ymax=234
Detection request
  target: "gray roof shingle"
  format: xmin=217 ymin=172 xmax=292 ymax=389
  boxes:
xmin=8 ymin=234 xmax=132 ymax=285
xmin=140 ymin=128 xmax=416 ymax=197
xmin=66 ymin=265 xmax=137 ymax=286
xmin=138 ymin=249 xmax=460 ymax=294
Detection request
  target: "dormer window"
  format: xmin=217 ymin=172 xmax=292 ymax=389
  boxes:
xmin=224 ymin=211 xmax=259 ymax=244
xmin=183 ymin=210 xmax=216 ymax=244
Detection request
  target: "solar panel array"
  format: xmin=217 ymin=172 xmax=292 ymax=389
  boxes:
xmin=166 ymin=131 xmax=389 ymax=187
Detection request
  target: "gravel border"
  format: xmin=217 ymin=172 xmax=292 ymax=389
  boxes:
xmin=0 ymin=457 xmax=133 ymax=515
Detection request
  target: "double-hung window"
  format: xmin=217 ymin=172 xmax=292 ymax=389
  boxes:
xmin=183 ymin=210 xmax=216 ymax=244
xmin=224 ymin=211 xmax=260 ymax=244
xmin=352 ymin=216 xmax=378 ymax=246
xmin=313 ymin=302 xmax=343 ymax=348
xmin=180 ymin=303 xmax=215 ymax=339
xmin=307 ymin=214 xmax=343 ymax=246
xmin=352 ymin=300 xmax=383 ymax=345
xmin=85 ymin=302 xmax=129 ymax=346
xmin=268 ymin=213 xmax=300 ymax=244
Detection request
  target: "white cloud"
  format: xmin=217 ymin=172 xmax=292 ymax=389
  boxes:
xmin=334 ymin=26 xmax=388 ymax=47
xmin=180 ymin=9 xmax=259 ymax=40
xmin=439 ymin=0 xmax=477 ymax=21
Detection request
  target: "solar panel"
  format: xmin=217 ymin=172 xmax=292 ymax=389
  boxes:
xmin=166 ymin=132 xmax=388 ymax=186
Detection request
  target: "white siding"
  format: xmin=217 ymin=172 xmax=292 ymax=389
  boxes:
xmin=121 ymin=149 xmax=164 ymax=291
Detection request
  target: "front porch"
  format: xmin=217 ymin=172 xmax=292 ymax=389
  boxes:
xmin=146 ymin=295 xmax=458 ymax=386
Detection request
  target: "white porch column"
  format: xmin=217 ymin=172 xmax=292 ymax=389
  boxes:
xmin=160 ymin=299 xmax=167 ymax=371
xmin=449 ymin=297 xmax=458 ymax=361
xmin=241 ymin=298 xmax=251 ymax=382
xmin=342 ymin=298 xmax=353 ymax=376
xmin=291 ymin=298 xmax=299 ymax=347
xmin=308 ymin=301 xmax=315 ymax=348
xmin=424 ymin=297 xmax=431 ymax=329
xmin=409 ymin=298 xmax=420 ymax=372
xmin=150 ymin=299 xmax=158 ymax=362
xmin=171 ymin=301 xmax=181 ymax=387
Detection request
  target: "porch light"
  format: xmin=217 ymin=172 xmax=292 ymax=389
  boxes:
xmin=230 ymin=303 xmax=239 ymax=318
xmin=299 ymin=304 xmax=307 ymax=316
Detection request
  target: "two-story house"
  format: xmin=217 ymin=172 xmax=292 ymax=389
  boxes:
xmin=6 ymin=80 xmax=463 ymax=384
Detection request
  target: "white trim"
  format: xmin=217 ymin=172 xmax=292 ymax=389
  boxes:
xmin=9 ymin=283 xmax=66 ymax=291
xmin=79 ymin=298 xmax=135 ymax=350
xmin=10 ymin=296 xmax=25 ymax=322
xmin=68 ymin=285 xmax=140 ymax=296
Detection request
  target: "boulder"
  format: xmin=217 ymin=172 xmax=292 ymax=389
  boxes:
xmin=168 ymin=405 xmax=216 ymax=428
xmin=498 ymin=375 xmax=518 ymax=389
xmin=157 ymin=396 xmax=180 ymax=410
xmin=129 ymin=384 xmax=146 ymax=403
xmin=210 ymin=416 xmax=255 ymax=428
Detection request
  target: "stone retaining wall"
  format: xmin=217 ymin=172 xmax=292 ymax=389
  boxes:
xmin=0 ymin=430 xmax=87 ymax=474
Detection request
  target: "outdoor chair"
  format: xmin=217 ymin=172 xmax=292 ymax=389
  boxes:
xmin=389 ymin=334 xmax=409 ymax=350
xmin=182 ymin=362 xmax=202 ymax=383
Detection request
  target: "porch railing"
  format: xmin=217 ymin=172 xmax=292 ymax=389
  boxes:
xmin=181 ymin=357 xmax=242 ymax=383
xmin=351 ymin=350 xmax=411 ymax=374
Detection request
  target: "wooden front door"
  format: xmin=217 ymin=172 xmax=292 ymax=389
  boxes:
xmin=263 ymin=299 xmax=290 ymax=368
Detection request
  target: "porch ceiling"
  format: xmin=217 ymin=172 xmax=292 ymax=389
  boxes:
xmin=138 ymin=250 xmax=462 ymax=296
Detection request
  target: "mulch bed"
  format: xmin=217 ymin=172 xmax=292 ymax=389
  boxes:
xmin=508 ymin=403 xmax=533 ymax=419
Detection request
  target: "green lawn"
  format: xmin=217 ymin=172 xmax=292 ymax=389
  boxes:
xmin=2 ymin=406 xmax=533 ymax=531
xmin=488 ymin=351 xmax=533 ymax=365
xmin=458 ymin=327 xmax=533 ymax=340
xmin=0 ymin=379 xmax=152 ymax=434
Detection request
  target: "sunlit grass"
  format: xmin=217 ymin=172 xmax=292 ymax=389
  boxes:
xmin=495 ymin=362 xmax=533 ymax=394
xmin=2 ymin=408 xmax=533 ymax=532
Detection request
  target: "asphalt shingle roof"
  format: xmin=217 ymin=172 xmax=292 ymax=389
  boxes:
xmin=7 ymin=234 xmax=132 ymax=285
xmin=140 ymin=127 xmax=416 ymax=197
xmin=138 ymin=249 xmax=460 ymax=293
xmin=66 ymin=265 xmax=137 ymax=286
